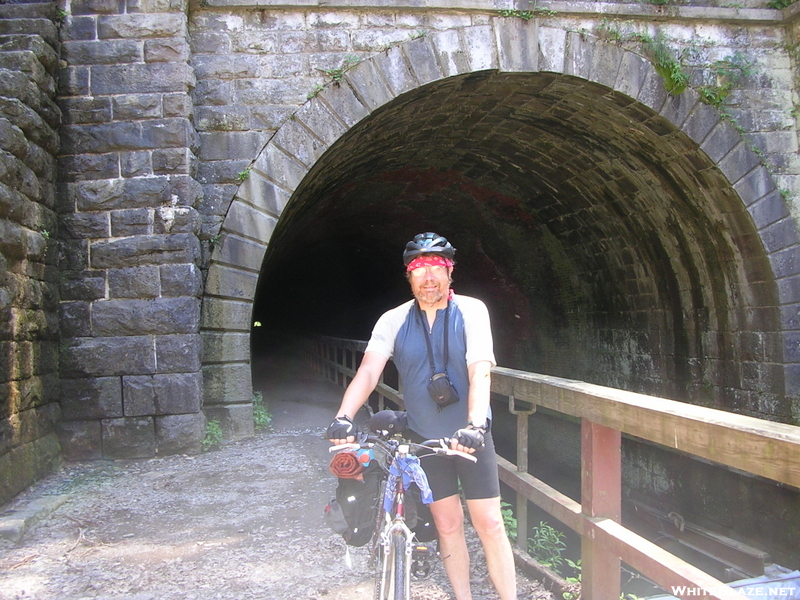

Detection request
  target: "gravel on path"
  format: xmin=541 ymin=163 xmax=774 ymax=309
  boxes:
xmin=0 ymin=372 xmax=555 ymax=600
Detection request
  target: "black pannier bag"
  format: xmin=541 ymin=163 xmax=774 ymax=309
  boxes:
xmin=403 ymin=482 xmax=438 ymax=543
xmin=325 ymin=461 xmax=383 ymax=547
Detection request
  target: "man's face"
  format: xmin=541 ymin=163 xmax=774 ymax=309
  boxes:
xmin=409 ymin=263 xmax=451 ymax=306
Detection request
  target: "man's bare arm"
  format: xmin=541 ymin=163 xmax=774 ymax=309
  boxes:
xmin=329 ymin=351 xmax=389 ymax=443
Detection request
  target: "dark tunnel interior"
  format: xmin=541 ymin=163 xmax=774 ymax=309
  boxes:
xmin=251 ymin=70 xmax=783 ymax=417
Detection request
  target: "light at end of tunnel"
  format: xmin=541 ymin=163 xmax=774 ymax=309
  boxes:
xmin=253 ymin=321 xmax=262 ymax=327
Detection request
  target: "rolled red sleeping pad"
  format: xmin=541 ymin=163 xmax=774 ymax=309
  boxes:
xmin=329 ymin=450 xmax=365 ymax=479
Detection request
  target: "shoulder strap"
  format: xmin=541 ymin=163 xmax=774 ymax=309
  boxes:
xmin=416 ymin=301 xmax=449 ymax=375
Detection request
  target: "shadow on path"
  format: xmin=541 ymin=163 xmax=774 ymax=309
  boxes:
xmin=0 ymin=358 xmax=552 ymax=600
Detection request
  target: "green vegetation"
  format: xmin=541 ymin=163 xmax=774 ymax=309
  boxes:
xmin=201 ymin=419 xmax=224 ymax=451
xmin=562 ymin=559 xmax=581 ymax=600
xmin=499 ymin=9 xmax=535 ymax=19
xmin=503 ymin=502 xmax=645 ymax=600
xmin=696 ymin=52 xmax=754 ymax=108
xmin=497 ymin=7 xmax=557 ymax=19
xmin=645 ymin=34 xmax=689 ymax=95
xmin=595 ymin=23 xmax=688 ymax=95
xmin=253 ymin=391 xmax=273 ymax=431
xmin=529 ymin=520 xmax=567 ymax=573
xmin=501 ymin=501 xmax=518 ymax=541
xmin=500 ymin=503 xmax=566 ymax=572
xmin=595 ymin=21 xmax=754 ymax=104
xmin=309 ymin=55 xmax=362 ymax=99
xmin=307 ymin=83 xmax=324 ymax=100
xmin=767 ymin=0 xmax=797 ymax=8
xmin=321 ymin=55 xmax=362 ymax=82
xmin=236 ymin=168 xmax=250 ymax=182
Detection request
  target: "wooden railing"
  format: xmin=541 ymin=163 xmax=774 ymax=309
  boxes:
xmin=308 ymin=336 xmax=800 ymax=600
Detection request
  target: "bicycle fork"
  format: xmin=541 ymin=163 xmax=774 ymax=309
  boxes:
xmin=378 ymin=464 xmax=413 ymax=600
xmin=378 ymin=520 xmax=413 ymax=600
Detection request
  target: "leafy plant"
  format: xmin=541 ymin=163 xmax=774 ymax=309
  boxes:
xmin=499 ymin=9 xmax=534 ymax=19
xmin=767 ymin=0 xmax=796 ymax=8
xmin=236 ymin=168 xmax=250 ymax=182
xmin=321 ymin=55 xmax=361 ymax=82
xmin=596 ymin=18 xmax=626 ymax=43
xmin=594 ymin=23 xmax=686 ymax=94
xmin=252 ymin=391 xmax=272 ymax=431
xmin=562 ymin=558 xmax=581 ymax=600
xmin=498 ymin=7 xmax=556 ymax=19
xmin=201 ymin=419 xmax=223 ymax=451
xmin=643 ymin=34 xmax=689 ymax=95
xmin=307 ymin=83 xmax=324 ymax=100
xmin=697 ymin=52 xmax=754 ymax=108
xmin=500 ymin=501 xmax=518 ymax=541
xmin=528 ymin=521 xmax=567 ymax=573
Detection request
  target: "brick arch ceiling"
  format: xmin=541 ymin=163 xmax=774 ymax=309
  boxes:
xmin=206 ymin=25 xmax=793 ymax=406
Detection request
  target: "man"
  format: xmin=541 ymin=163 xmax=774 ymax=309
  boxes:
xmin=326 ymin=232 xmax=517 ymax=600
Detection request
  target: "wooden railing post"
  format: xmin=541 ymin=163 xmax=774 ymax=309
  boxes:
xmin=509 ymin=395 xmax=536 ymax=551
xmin=581 ymin=418 xmax=622 ymax=600
xmin=378 ymin=371 xmax=386 ymax=412
xmin=313 ymin=338 xmax=800 ymax=600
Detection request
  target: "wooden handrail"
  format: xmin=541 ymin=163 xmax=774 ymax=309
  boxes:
xmin=309 ymin=336 xmax=800 ymax=600
xmin=491 ymin=367 xmax=800 ymax=488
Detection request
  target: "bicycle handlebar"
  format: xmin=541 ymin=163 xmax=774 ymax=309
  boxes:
xmin=328 ymin=437 xmax=477 ymax=463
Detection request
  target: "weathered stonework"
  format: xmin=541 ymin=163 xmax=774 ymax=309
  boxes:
xmin=53 ymin=0 xmax=206 ymax=467
xmin=2 ymin=0 xmax=800 ymax=563
xmin=0 ymin=0 xmax=62 ymax=505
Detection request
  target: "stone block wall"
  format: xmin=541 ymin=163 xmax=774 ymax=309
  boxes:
xmin=1 ymin=0 xmax=798 ymax=527
xmin=56 ymin=0 xmax=206 ymax=460
xmin=0 ymin=0 xmax=62 ymax=505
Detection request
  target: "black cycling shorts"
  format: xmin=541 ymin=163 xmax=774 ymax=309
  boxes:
xmin=409 ymin=428 xmax=501 ymax=501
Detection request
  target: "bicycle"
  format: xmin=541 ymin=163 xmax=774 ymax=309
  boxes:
xmin=329 ymin=410 xmax=477 ymax=600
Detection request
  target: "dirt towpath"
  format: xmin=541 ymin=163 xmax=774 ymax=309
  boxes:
xmin=0 ymin=369 xmax=554 ymax=600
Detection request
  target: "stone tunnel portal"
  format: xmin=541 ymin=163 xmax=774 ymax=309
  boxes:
xmin=251 ymin=70 xmax=784 ymax=423
xmin=244 ymin=69 xmax=798 ymax=567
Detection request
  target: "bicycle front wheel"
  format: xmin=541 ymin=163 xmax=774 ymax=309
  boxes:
xmin=392 ymin=531 xmax=409 ymax=600
xmin=375 ymin=530 xmax=410 ymax=600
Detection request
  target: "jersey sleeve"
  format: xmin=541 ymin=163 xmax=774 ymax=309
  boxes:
xmin=460 ymin=296 xmax=496 ymax=367
xmin=364 ymin=300 xmax=415 ymax=360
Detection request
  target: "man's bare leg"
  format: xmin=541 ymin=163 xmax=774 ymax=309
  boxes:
xmin=467 ymin=497 xmax=517 ymax=600
xmin=430 ymin=495 xmax=472 ymax=600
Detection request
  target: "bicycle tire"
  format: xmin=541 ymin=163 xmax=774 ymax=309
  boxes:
xmin=392 ymin=531 xmax=409 ymax=600
xmin=372 ymin=478 xmax=389 ymax=600
xmin=375 ymin=530 xmax=410 ymax=600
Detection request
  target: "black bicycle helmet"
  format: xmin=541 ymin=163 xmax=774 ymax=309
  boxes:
xmin=403 ymin=232 xmax=456 ymax=266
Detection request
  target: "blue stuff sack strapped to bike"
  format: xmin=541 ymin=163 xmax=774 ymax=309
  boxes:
xmin=324 ymin=461 xmax=383 ymax=547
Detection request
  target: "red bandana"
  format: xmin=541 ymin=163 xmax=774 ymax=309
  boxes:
xmin=406 ymin=255 xmax=454 ymax=272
